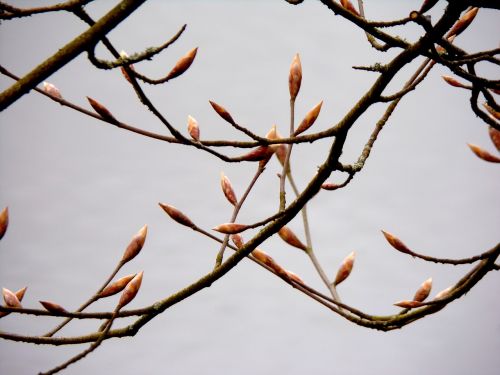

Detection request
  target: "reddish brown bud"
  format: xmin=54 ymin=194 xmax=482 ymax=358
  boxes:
xmin=419 ymin=0 xmax=439 ymax=14
xmin=14 ymin=287 xmax=27 ymax=302
xmin=294 ymin=100 xmax=323 ymax=136
xmin=275 ymin=144 xmax=288 ymax=166
xmin=381 ymin=230 xmax=415 ymax=256
xmin=42 ymin=82 xmax=62 ymax=99
xmin=121 ymin=225 xmax=148 ymax=263
xmin=239 ymin=146 xmax=275 ymax=162
xmin=99 ymin=274 xmax=136 ymax=298
xmin=251 ymin=248 xmax=271 ymax=263
xmin=159 ymin=203 xmax=195 ymax=228
xmin=86 ymin=96 xmax=118 ymax=124
xmin=187 ymin=115 xmax=200 ymax=141
xmin=2 ymin=288 xmax=22 ymax=308
xmin=413 ymin=277 xmax=433 ymax=302
xmin=321 ymin=183 xmax=340 ymax=191
xmin=488 ymin=127 xmax=500 ymax=152
xmin=220 ymin=172 xmax=238 ymax=206
xmin=251 ymin=249 xmax=289 ymax=279
xmin=394 ymin=300 xmax=424 ymax=309
xmin=285 ymin=270 xmax=304 ymax=284
xmin=278 ymin=226 xmax=307 ymax=252
xmin=447 ymin=7 xmax=479 ymax=38
xmin=340 ymin=0 xmax=360 ymax=16
xmin=467 ymin=143 xmax=500 ymax=163
xmin=442 ymin=75 xmax=469 ymax=89
xmin=40 ymin=301 xmax=68 ymax=314
xmin=117 ymin=271 xmax=143 ymax=310
xmin=435 ymin=35 xmax=456 ymax=55
xmin=213 ymin=223 xmax=249 ymax=234
xmin=483 ymin=103 xmax=500 ymax=121
xmin=333 ymin=251 xmax=355 ymax=286
xmin=118 ymin=51 xmax=136 ymax=83
xmin=231 ymin=234 xmax=244 ymax=249
xmin=0 ymin=207 xmax=8 ymax=240
xmin=209 ymin=100 xmax=235 ymax=124
xmin=165 ymin=47 xmax=198 ymax=81
xmin=434 ymin=286 xmax=453 ymax=301
xmin=289 ymin=54 xmax=302 ymax=101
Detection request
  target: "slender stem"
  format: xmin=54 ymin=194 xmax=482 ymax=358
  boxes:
xmin=279 ymin=98 xmax=295 ymax=211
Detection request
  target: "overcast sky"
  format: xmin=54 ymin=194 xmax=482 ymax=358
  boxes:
xmin=1 ymin=1 xmax=499 ymax=374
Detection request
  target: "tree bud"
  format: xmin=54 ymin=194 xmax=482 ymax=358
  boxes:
xmin=447 ymin=7 xmax=478 ymax=38
xmin=278 ymin=226 xmax=307 ymax=252
xmin=434 ymin=286 xmax=453 ymax=301
xmin=2 ymin=288 xmax=22 ymax=308
xmin=99 ymin=274 xmax=136 ymax=298
xmin=413 ymin=277 xmax=432 ymax=302
xmin=187 ymin=115 xmax=200 ymax=141
xmin=121 ymin=225 xmax=148 ymax=263
xmin=294 ymin=100 xmax=323 ymax=136
xmin=209 ymin=100 xmax=235 ymax=124
xmin=239 ymin=146 xmax=275 ymax=162
xmin=40 ymin=301 xmax=67 ymax=314
xmin=285 ymin=270 xmax=304 ymax=284
xmin=231 ymin=234 xmax=244 ymax=249
xmin=483 ymin=103 xmax=500 ymax=121
xmin=42 ymin=82 xmax=63 ymax=99
xmin=86 ymin=96 xmax=118 ymax=124
xmin=0 ymin=207 xmax=8 ymax=240
xmin=394 ymin=300 xmax=424 ymax=309
xmin=381 ymin=230 xmax=415 ymax=256
xmin=340 ymin=0 xmax=360 ymax=16
xmin=488 ymin=126 xmax=500 ymax=152
xmin=333 ymin=251 xmax=355 ymax=286
xmin=467 ymin=143 xmax=500 ymax=163
xmin=220 ymin=172 xmax=238 ymax=206
xmin=442 ymin=75 xmax=469 ymax=89
xmin=321 ymin=183 xmax=340 ymax=191
xmin=213 ymin=223 xmax=249 ymax=234
xmin=159 ymin=203 xmax=195 ymax=228
xmin=117 ymin=271 xmax=143 ymax=310
xmin=419 ymin=0 xmax=439 ymax=14
xmin=165 ymin=47 xmax=198 ymax=81
xmin=289 ymin=54 xmax=302 ymax=101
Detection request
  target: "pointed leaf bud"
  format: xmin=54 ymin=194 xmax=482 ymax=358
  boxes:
xmin=381 ymin=230 xmax=415 ymax=256
xmin=86 ymin=97 xmax=118 ymax=124
xmin=15 ymin=287 xmax=27 ymax=302
xmin=209 ymin=100 xmax=235 ymax=124
xmin=42 ymin=82 xmax=62 ymax=99
xmin=213 ymin=223 xmax=249 ymax=235
xmin=483 ymin=103 xmax=500 ymax=121
xmin=488 ymin=127 xmax=500 ymax=152
xmin=289 ymin=54 xmax=302 ymax=101
xmin=0 ymin=207 xmax=8 ymax=240
xmin=419 ymin=0 xmax=439 ymax=14
xmin=239 ymin=146 xmax=275 ymax=162
xmin=294 ymin=100 xmax=323 ymax=136
xmin=187 ymin=115 xmax=200 ymax=141
xmin=447 ymin=7 xmax=478 ymax=38
xmin=435 ymin=35 xmax=456 ymax=55
xmin=165 ymin=47 xmax=198 ymax=81
xmin=434 ymin=286 xmax=453 ymax=300
xmin=159 ymin=203 xmax=195 ymax=228
xmin=275 ymin=144 xmax=288 ymax=166
xmin=121 ymin=225 xmax=148 ymax=263
xmin=393 ymin=300 xmax=424 ymax=309
xmin=39 ymin=301 xmax=67 ymax=314
xmin=119 ymin=51 xmax=136 ymax=83
xmin=117 ymin=271 xmax=143 ymax=310
xmin=413 ymin=277 xmax=433 ymax=302
xmin=220 ymin=172 xmax=238 ymax=206
xmin=99 ymin=274 xmax=136 ymax=298
xmin=2 ymin=288 xmax=22 ymax=308
xmin=231 ymin=234 xmax=244 ymax=249
xmin=340 ymin=0 xmax=360 ymax=16
xmin=278 ymin=226 xmax=307 ymax=252
xmin=285 ymin=270 xmax=304 ymax=284
xmin=251 ymin=249 xmax=289 ymax=279
xmin=333 ymin=251 xmax=355 ymax=286
xmin=321 ymin=183 xmax=340 ymax=191
xmin=467 ymin=143 xmax=500 ymax=163
xmin=442 ymin=75 xmax=469 ymax=89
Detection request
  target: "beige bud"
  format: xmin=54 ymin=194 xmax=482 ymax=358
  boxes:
xmin=467 ymin=143 xmax=500 ymax=163
xmin=321 ymin=183 xmax=340 ymax=191
xmin=434 ymin=286 xmax=453 ymax=300
xmin=2 ymin=288 xmax=22 ymax=308
xmin=340 ymin=0 xmax=360 ymax=16
xmin=0 ymin=207 xmax=8 ymax=240
xmin=159 ymin=203 xmax=195 ymax=228
xmin=14 ymin=287 xmax=27 ymax=302
xmin=40 ymin=301 xmax=67 ymax=314
xmin=187 ymin=115 xmax=200 ymax=141
xmin=165 ymin=47 xmax=198 ymax=81
xmin=394 ymin=300 xmax=424 ymax=309
xmin=413 ymin=277 xmax=433 ymax=302
xmin=488 ymin=126 xmax=500 ymax=152
xmin=447 ymin=7 xmax=479 ymax=38
xmin=99 ymin=274 xmax=136 ymax=298
xmin=86 ymin=96 xmax=118 ymax=124
xmin=42 ymin=82 xmax=62 ymax=99
xmin=117 ymin=271 xmax=143 ymax=310
xmin=278 ymin=226 xmax=307 ymax=252
xmin=333 ymin=251 xmax=355 ymax=286
xmin=286 ymin=270 xmax=304 ymax=284
xmin=213 ymin=223 xmax=249 ymax=235
xmin=209 ymin=100 xmax=235 ymax=124
xmin=483 ymin=103 xmax=500 ymax=121
xmin=231 ymin=234 xmax=244 ymax=249
xmin=289 ymin=54 xmax=302 ymax=101
xmin=121 ymin=225 xmax=148 ymax=263
xmin=442 ymin=75 xmax=468 ymax=89
xmin=381 ymin=230 xmax=415 ymax=256
xmin=294 ymin=101 xmax=323 ymax=136
xmin=220 ymin=172 xmax=238 ymax=206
